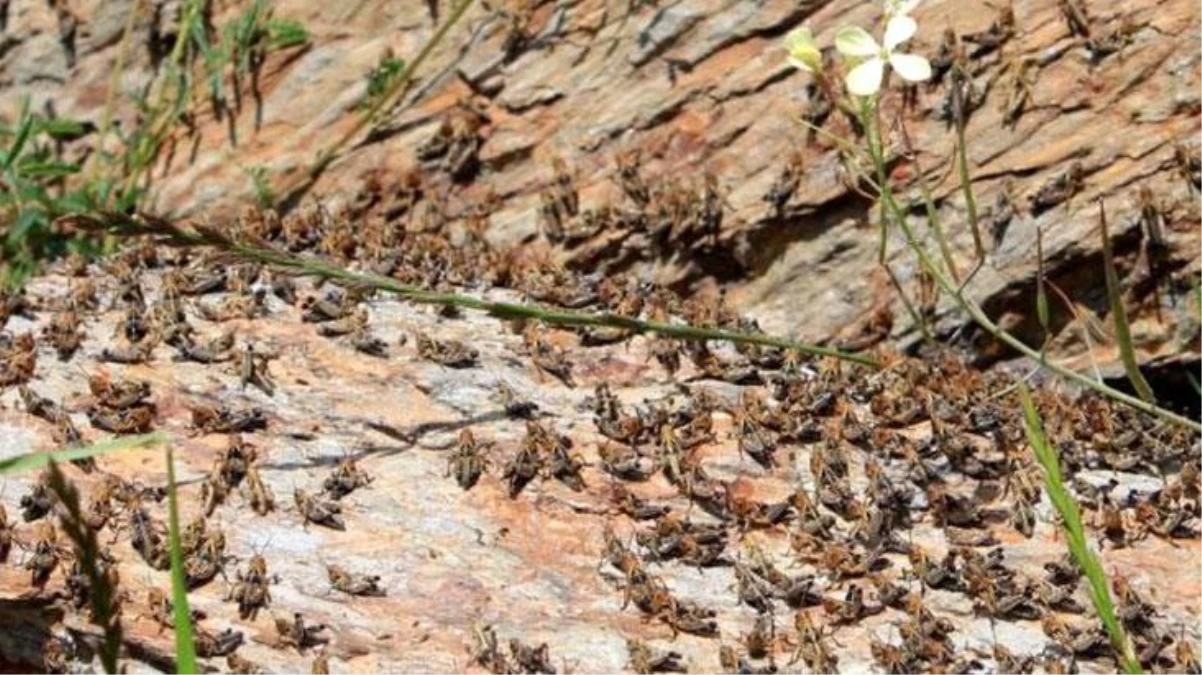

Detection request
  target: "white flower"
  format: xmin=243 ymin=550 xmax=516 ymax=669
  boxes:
xmin=784 ymin=26 xmax=822 ymax=73
xmin=884 ymin=0 xmax=921 ymax=18
xmin=835 ymin=16 xmax=932 ymax=96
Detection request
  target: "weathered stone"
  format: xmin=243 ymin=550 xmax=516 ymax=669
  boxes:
xmin=76 ymin=0 xmax=136 ymax=56
xmin=627 ymin=3 xmax=704 ymax=67
xmin=2 ymin=32 xmax=69 ymax=85
xmin=0 ymin=0 xmax=1198 ymax=670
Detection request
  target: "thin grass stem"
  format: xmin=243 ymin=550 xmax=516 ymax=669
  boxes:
xmin=60 ymin=211 xmax=880 ymax=367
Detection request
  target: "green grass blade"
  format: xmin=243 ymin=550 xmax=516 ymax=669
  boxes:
xmin=1018 ymin=383 xmax=1141 ymax=674
xmin=2 ymin=97 xmax=34 ymax=172
xmin=0 ymin=432 xmax=167 ymax=474
xmin=1186 ymin=370 xmax=1201 ymax=396
xmin=36 ymin=117 xmax=92 ymax=140
xmin=363 ymin=56 xmax=406 ymax=111
xmin=1098 ymin=201 xmax=1156 ymax=404
xmin=5 ymin=209 xmax=45 ymax=246
xmin=242 ymin=165 xmax=275 ymax=208
xmin=165 ymin=447 xmax=199 ymax=674
xmin=266 ymin=19 xmax=309 ymax=49
xmin=15 ymin=159 xmax=81 ymax=179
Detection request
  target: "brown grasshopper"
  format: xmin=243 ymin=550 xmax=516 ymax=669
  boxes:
xmin=447 ymin=429 xmax=492 ymax=491
xmin=295 ymin=489 xmax=345 ymax=530
xmin=275 ymin=612 xmax=330 ymax=652
xmin=415 ymin=332 xmax=479 ymax=368
xmin=227 ymin=554 xmax=278 ymax=619
xmin=327 ymin=564 xmax=385 ymax=596
xmin=322 ymin=457 xmax=374 ymax=499
xmin=243 ymin=464 xmax=275 ymax=515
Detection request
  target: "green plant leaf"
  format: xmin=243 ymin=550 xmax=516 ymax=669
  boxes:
xmin=16 ymin=159 xmax=81 ymax=179
xmin=2 ymin=260 xmax=36 ymax=290
xmin=2 ymin=98 xmax=34 ymax=172
xmin=55 ymin=191 xmax=101 ymax=215
xmin=5 ymin=209 xmax=46 ymax=244
xmin=14 ymin=184 xmax=55 ymax=210
xmin=36 ymin=118 xmax=93 ymax=140
xmin=0 ymin=432 xmax=168 ymax=474
xmin=243 ymin=165 xmax=275 ymax=208
xmin=1036 ymin=226 xmax=1050 ymax=344
xmin=1187 ymin=370 xmax=1201 ymax=396
xmin=1098 ymin=201 xmax=1156 ymax=404
xmin=363 ymin=56 xmax=406 ymax=110
xmin=165 ymin=447 xmax=199 ymax=674
xmin=266 ymin=19 xmax=309 ymax=49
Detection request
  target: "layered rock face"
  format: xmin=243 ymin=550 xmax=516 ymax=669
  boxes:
xmin=0 ymin=0 xmax=1199 ymax=673
xmin=3 ymin=0 xmax=1199 ymax=376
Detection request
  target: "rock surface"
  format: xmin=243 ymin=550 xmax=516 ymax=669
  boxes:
xmin=0 ymin=258 xmax=1198 ymax=673
xmin=0 ymin=0 xmax=1200 ymax=673
xmin=1 ymin=0 xmax=1198 ymax=386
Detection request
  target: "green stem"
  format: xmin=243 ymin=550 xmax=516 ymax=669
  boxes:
xmin=856 ymin=98 xmax=1193 ymax=429
xmin=862 ymin=97 xmax=930 ymax=339
xmin=89 ymin=0 xmax=144 ymax=187
xmin=952 ymin=67 xmax=985 ymax=277
xmin=119 ymin=0 xmax=212 ymax=203
xmin=800 ymin=89 xmax=1195 ymax=431
xmin=67 ymin=211 xmax=879 ymax=367
xmin=875 ymin=158 xmax=1198 ymax=432
xmin=904 ymin=141 xmax=960 ymax=285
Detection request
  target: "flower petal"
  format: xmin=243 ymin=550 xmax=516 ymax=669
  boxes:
xmin=784 ymin=27 xmax=822 ymax=72
xmin=787 ymin=55 xmax=816 ymax=72
xmin=835 ymin=26 xmax=879 ymax=57
xmin=846 ymin=57 xmax=886 ymax=96
xmin=784 ymin=26 xmax=815 ymax=52
xmin=890 ymin=52 xmax=932 ymax=82
xmin=883 ymin=15 xmax=917 ymax=51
